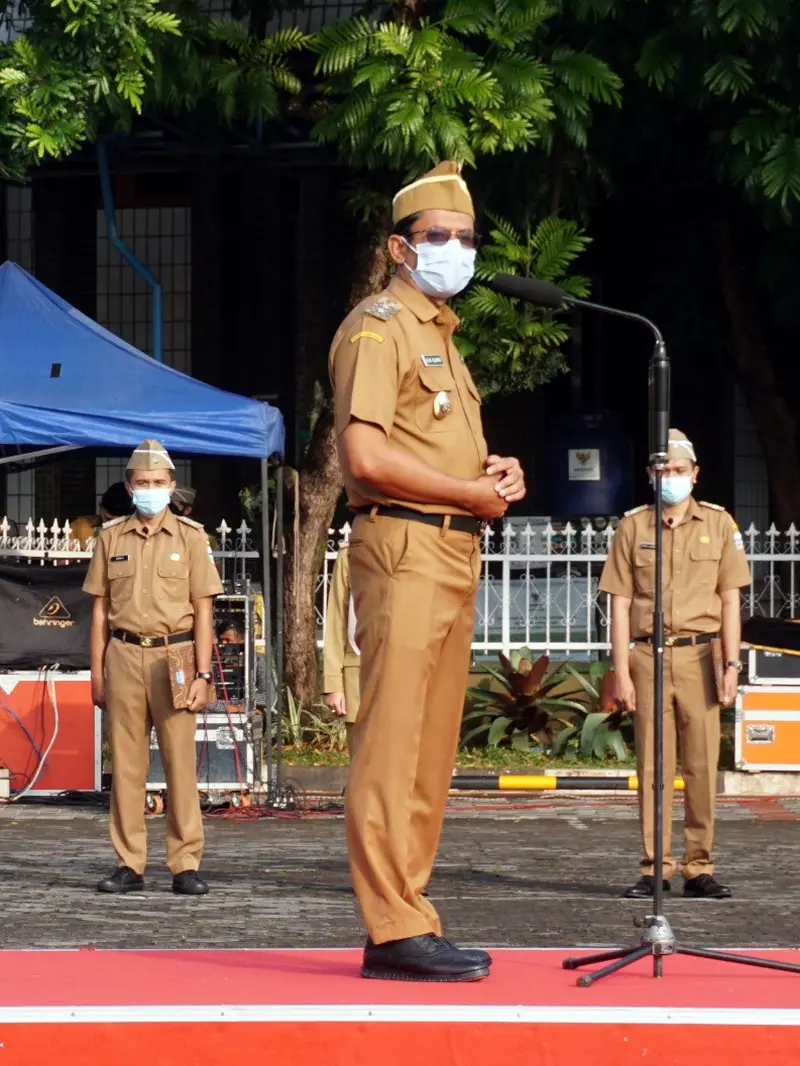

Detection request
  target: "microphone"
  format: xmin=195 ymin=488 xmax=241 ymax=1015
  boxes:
xmin=491 ymin=273 xmax=565 ymax=309
xmin=489 ymin=272 xmax=669 ymax=462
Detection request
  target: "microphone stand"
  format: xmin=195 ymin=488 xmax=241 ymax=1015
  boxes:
xmin=558 ymin=301 xmax=800 ymax=986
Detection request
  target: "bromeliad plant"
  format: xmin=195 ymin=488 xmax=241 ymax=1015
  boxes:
xmin=462 ymin=648 xmax=630 ymax=760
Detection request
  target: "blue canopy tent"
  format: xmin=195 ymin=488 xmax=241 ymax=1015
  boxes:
xmin=0 ymin=260 xmax=286 ymax=793
xmin=0 ymin=261 xmax=284 ymax=458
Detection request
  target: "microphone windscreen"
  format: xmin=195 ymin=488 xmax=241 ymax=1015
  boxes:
xmin=491 ymin=273 xmax=566 ymax=309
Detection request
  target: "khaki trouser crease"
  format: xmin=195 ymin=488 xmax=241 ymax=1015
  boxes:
xmin=630 ymin=642 xmax=720 ymax=882
xmin=106 ymin=638 xmax=204 ymax=876
xmin=345 ymin=516 xmax=479 ymax=944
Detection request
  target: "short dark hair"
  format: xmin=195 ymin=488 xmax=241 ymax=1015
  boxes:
xmin=100 ymin=481 xmax=133 ymax=517
xmin=391 ymin=212 xmax=421 ymax=242
xmin=216 ymin=618 xmax=244 ymax=640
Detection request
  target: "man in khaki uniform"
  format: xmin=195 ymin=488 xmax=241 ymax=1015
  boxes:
xmin=600 ymin=429 xmax=751 ymax=900
xmin=84 ymin=439 xmax=223 ymax=895
xmin=71 ymin=482 xmax=132 ymax=549
xmin=322 ymin=545 xmax=362 ymax=758
xmin=330 ymin=161 xmax=525 ymax=982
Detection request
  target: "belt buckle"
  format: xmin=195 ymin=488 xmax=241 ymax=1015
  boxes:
xmin=665 ymin=636 xmax=676 ymax=647
xmin=478 ymin=520 xmax=488 ymax=537
xmin=140 ymin=636 xmax=153 ymax=648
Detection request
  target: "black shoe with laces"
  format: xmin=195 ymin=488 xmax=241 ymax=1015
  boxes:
xmin=362 ymin=934 xmax=490 ymax=982
xmin=622 ymin=875 xmax=671 ymax=899
xmin=172 ymin=870 xmax=209 ymax=896
xmin=683 ymin=874 xmax=731 ymax=899
xmin=97 ymin=866 xmax=144 ymax=894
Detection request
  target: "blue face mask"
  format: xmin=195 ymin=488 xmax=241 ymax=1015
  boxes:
xmin=404 ymin=238 xmax=476 ymax=299
xmin=657 ymin=475 xmax=693 ymax=506
xmin=131 ymin=487 xmax=172 ymax=517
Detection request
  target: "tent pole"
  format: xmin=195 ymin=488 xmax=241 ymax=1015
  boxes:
xmin=96 ymin=140 xmax=164 ymax=363
xmin=275 ymin=464 xmax=285 ymax=793
xmin=261 ymin=458 xmax=273 ymax=798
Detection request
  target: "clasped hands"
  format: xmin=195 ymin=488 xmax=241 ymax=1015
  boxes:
xmin=468 ymin=455 xmax=526 ymax=520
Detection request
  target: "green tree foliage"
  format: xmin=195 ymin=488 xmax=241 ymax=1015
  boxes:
xmin=615 ymin=0 xmax=800 ymax=211
xmin=0 ymin=0 xmax=180 ymax=178
xmin=454 ymin=214 xmax=590 ymax=397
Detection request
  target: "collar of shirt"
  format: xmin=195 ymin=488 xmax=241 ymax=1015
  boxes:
xmin=644 ymin=495 xmax=705 ymax=529
xmin=388 ymin=275 xmax=460 ymax=332
xmin=121 ymin=507 xmax=179 ymax=538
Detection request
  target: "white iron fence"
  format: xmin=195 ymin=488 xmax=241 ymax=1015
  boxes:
xmin=0 ymin=516 xmax=260 ymax=590
xmin=317 ymin=520 xmax=800 ymax=661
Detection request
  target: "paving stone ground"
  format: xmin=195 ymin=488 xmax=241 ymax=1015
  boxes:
xmin=1 ymin=794 xmax=799 ymax=951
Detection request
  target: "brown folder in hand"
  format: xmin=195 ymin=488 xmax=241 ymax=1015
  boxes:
xmin=711 ymin=637 xmax=728 ymax=705
xmin=168 ymin=641 xmax=197 ymax=710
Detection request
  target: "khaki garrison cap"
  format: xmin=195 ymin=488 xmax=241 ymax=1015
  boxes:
xmin=127 ymin=439 xmax=175 ymax=471
xmin=667 ymin=428 xmax=697 ymax=463
xmin=172 ymin=485 xmax=197 ymax=508
xmin=392 ymin=161 xmax=475 ymax=223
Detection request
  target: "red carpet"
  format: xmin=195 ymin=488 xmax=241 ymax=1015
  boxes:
xmin=2 ymin=947 xmax=800 ymax=1064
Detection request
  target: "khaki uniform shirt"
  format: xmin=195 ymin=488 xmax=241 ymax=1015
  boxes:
xmin=71 ymin=514 xmax=102 ymax=550
xmin=599 ymin=497 xmax=752 ymax=638
xmin=322 ymin=547 xmax=360 ymax=693
xmin=83 ymin=508 xmax=223 ymax=636
xmin=328 ymin=276 xmax=488 ymax=515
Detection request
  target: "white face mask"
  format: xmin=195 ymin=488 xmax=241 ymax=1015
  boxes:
xmin=404 ymin=238 xmax=476 ymax=299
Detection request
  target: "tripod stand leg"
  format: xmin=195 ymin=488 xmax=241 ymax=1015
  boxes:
xmin=563 ymin=947 xmax=638 ymax=971
xmin=678 ymin=947 xmax=800 ymax=975
xmin=572 ymin=945 xmax=652 ymax=988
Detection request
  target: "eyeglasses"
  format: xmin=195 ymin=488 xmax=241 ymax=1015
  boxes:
xmin=407 ymin=226 xmax=482 ymax=250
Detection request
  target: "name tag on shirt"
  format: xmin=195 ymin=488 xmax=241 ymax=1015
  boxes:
xmin=110 ymin=555 xmax=129 ymax=562
xmin=639 ymin=542 xmax=656 ymax=550
xmin=420 ymin=354 xmax=444 ymax=367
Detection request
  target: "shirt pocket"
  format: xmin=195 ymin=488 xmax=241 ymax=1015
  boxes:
xmin=108 ymin=559 xmax=135 ymax=603
xmin=415 ymin=366 xmax=458 ymax=434
xmin=157 ymin=558 xmax=190 ymax=601
xmin=633 ymin=549 xmax=656 ymax=593
xmin=689 ymin=541 xmax=722 ymax=589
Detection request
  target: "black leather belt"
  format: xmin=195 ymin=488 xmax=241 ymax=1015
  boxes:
xmin=354 ymin=506 xmax=485 ymax=535
xmin=112 ymin=629 xmax=194 ymax=648
xmin=634 ymin=632 xmax=718 ymax=648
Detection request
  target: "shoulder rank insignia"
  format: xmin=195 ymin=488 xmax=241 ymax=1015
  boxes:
xmin=102 ymin=515 xmax=127 ymax=529
xmin=365 ymin=296 xmax=401 ymax=322
xmin=623 ymin=504 xmax=649 ymax=518
xmin=699 ymin=501 xmax=725 ymax=512
xmin=177 ymin=515 xmax=205 ymax=531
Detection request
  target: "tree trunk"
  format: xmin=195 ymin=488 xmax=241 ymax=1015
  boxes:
xmin=716 ymin=220 xmax=800 ymax=532
xmin=283 ymin=237 xmax=390 ymax=705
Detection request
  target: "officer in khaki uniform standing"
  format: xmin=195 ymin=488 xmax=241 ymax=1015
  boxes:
xmin=330 ymin=162 xmax=525 ymax=982
xmin=322 ymin=544 xmax=362 ymax=758
xmin=600 ymin=430 xmax=751 ymax=900
xmin=84 ymin=440 xmax=223 ymax=895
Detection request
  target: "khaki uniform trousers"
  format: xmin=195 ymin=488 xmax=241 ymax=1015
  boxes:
xmin=106 ymin=638 xmax=204 ymax=875
xmin=346 ymin=514 xmax=480 ymax=944
xmin=343 ymin=663 xmax=361 ymax=759
xmin=629 ymin=642 xmax=720 ymax=881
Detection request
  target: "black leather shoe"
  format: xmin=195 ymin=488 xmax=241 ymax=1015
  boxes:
xmin=362 ymin=934 xmax=490 ymax=982
xmin=683 ymin=874 xmax=732 ymax=899
xmin=97 ymin=866 xmax=144 ymax=894
xmin=367 ymin=936 xmax=492 ymax=968
xmin=622 ymin=876 xmax=671 ymax=899
xmin=172 ymin=871 xmax=209 ymax=896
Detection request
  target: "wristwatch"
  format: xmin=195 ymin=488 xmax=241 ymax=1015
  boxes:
xmin=195 ymin=672 xmax=213 ymax=683
xmin=725 ymin=660 xmax=742 ymax=672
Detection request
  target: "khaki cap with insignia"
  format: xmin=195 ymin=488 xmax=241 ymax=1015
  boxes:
xmin=667 ymin=428 xmax=696 ymax=463
xmin=172 ymin=485 xmax=196 ymax=508
xmin=127 ymin=438 xmax=175 ymax=471
xmin=392 ymin=161 xmax=474 ymax=223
